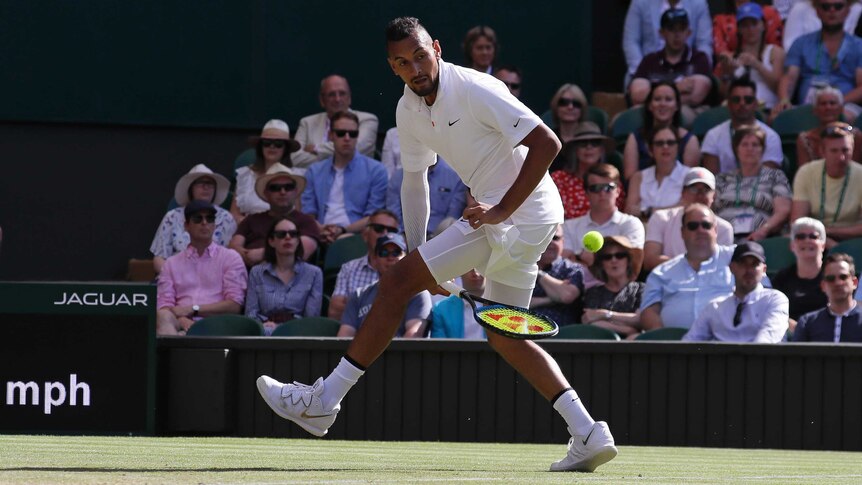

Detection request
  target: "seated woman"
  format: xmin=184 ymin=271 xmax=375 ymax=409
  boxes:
xmin=462 ymin=25 xmax=497 ymax=74
xmin=245 ymin=218 xmax=323 ymax=336
xmin=712 ymin=124 xmax=792 ymax=241
xmin=550 ymin=122 xmax=625 ymax=220
xmin=150 ymin=164 xmax=235 ymax=274
xmin=797 ymin=87 xmax=862 ymax=166
xmin=548 ymin=83 xmax=590 ymax=172
xmin=622 ymin=81 xmax=700 ymax=181
xmin=772 ymin=217 xmax=828 ymax=332
xmin=580 ymin=235 xmax=644 ymax=340
xmin=715 ymin=2 xmax=784 ymax=111
xmin=713 ymin=1 xmax=783 ymax=61
xmin=231 ymin=119 xmax=300 ymax=222
xmin=625 ymin=127 xmax=691 ymax=221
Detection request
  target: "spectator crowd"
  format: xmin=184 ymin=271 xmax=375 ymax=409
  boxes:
xmin=152 ymin=1 xmax=862 ymax=343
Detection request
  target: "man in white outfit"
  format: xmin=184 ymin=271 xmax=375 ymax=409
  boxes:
xmin=256 ymin=17 xmax=617 ymax=473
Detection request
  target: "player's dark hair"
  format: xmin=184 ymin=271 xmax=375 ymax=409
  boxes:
xmin=386 ymin=17 xmax=426 ymax=44
xmin=824 ymin=253 xmax=856 ymax=278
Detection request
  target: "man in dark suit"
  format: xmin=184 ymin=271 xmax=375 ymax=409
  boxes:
xmin=794 ymin=253 xmax=862 ymax=342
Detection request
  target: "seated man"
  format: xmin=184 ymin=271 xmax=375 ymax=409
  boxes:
xmin=775 ymin=0 xmax=862 ymax=122
xmin=531 ymin=224 xmax=586 ymax=327
xmin=562 ymin=163 xmax=645 ymax=267
xmin=683 ymin=242 xmax=789 ymax=342
xmin=386 ymin=157 xmax=467 ymax=237
xmin=494 ymin=64 xmax=523 ymax=99
xmin=701 ymin=77 xmax=783 ymax=174
xmin=156 ymin=201 xmax=248 ymax=336
xmin=623 ymin=0 xmax=713 ymax=85
xmin=292 ymin=75 xmax=380 ymax=168
xmin=794 ymin=253 xmax=862 ymax=342
xmin=429 ymin=269 xmax=487 ymax=339
xmin=229 ymin=163 xmax=320 ymax=267
xmin=791 ymin=122 xmax=862 ymax=248
xmin=628 ymin=8 xmax=713 ymax=117
xmin=641 ymin=204 xmax=736 ymax=330
xmin=301 ymin=111 xmax=389 ymax=243
xmin=644 ymin=167 xmax=734 ymax=272
xmin=328 ymin=209 xmax=400 ymax=321
xmin=337 ymin=234 xmax=431 ymax=338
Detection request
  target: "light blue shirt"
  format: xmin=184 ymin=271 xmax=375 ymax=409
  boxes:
xmin=683 ymin=284 xmax=789 ymax=342
xmin=622 ymin=0 xmax=713 ymax=76
xmin=245 ymin=261 xmax=323 ymax=322
xmin=642 ymin=244 xmax=773 ymax=329
xmin=342 ymin=282 xmax=432 ymax=337
xmin=386 ymin=158 xmax=467 ymax=234
xmin=785 ymin=31 xmax=862 ymax=103
xmin=301 ymin=152 xmax=388 ymax=224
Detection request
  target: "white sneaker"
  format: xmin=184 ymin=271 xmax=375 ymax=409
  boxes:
xmin=549 ymin=421 xmax=618 ymax=472
xmin=256 ymin=375 xmax=340 ymax=437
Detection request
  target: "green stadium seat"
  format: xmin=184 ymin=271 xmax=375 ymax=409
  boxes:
xmin=828 ymin=238 xmax=862 ymax=270
xmin=634 ymin=327 xmax=688 ymax=341
xmin=271 ymin=317 xmax=341 ymax=337
xmin=323 ymin=234 xmax=366 ymax=273
xmin=690 ymin=106 xmax=729 ymax=139
xmin=552 ymin=324 xmax=621 ymax=340
xmin=771 ymin=105 xmax=819 ymax=137
xmin=759 ymin=236 xmax=795 ymax=277
xmin=186 ymin=315 xmax=263 ymax=336
xmin=611 ymin=107 xmax=644 ymax=149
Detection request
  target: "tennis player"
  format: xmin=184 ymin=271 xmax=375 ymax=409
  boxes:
xmin=257 ymin=16 xmax=617 ymax=472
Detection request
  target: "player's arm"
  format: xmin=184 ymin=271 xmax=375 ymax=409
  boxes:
xmin=401 ymin=168 xmax=431 ymax=252
xmin=464 ymin=124 xmax=560 ymax=227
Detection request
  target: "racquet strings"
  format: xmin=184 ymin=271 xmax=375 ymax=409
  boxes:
xmin=475 ymin=304 xmax=556 ymax=335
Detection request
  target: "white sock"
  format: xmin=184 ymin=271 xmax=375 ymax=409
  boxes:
xmin=321 ymin=357 xmax=365 ymax=410
xmin=553 ymin=389 xmax=596 ymax=437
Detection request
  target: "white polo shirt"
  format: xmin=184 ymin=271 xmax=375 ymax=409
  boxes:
xmin=701 ymin=120 xmax=783 ymax=174
xmin=395 ymin=60 xmax=563 ymax=226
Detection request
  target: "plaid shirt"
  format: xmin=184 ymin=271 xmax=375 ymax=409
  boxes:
xmin=332 ymin=256 xmax=378 ymax=297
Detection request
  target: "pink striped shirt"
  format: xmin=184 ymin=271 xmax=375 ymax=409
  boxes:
xmin=157 ymin=243 xmax=247 ymax=310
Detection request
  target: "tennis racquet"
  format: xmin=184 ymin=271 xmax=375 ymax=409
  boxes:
xmin=440 ymin=281 xmax=559 ymax=339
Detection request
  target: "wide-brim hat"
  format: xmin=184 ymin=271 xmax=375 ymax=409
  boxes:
xmin=174 ymin=164 xmax=231 ymax=207
xmin=254 ymin=162 xmax=307 ymax=201
xmin=590 ymin=235 xmax=644 ymax=279
xmin=565 ymin=121 xmax=616 ymax=153
xmin=248 ymin=119 xmax=300 ymax=153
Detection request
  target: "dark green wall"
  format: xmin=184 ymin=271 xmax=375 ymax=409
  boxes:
xmin=0 ymin=2 xmax=592 ymax=131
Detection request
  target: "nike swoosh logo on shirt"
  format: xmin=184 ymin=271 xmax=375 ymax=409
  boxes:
xmin=301 ymin=410 xmax=334 ymax=419
xmin=513 ymin=118 xmax=521 ymax=127
xmin=448 ymin=119 xmax=460 ymax=126
xmin=582 ymin=427 xmax=595 ymax=446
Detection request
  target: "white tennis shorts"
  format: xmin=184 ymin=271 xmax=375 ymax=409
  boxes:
xmin=418 ymin=218 xmax=557 ymax=307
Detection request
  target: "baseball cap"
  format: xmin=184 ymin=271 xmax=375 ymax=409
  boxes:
xmin=184 ymin=200 xmax=217 ymax=219
xmin=736 ymin=2 xmax=763 ymax=22
xmin=375 ymin=233 xmax=407 ymax=253
xmin=683 ymin=167 xmax=716 ymax=190
xmin=660 ymin=8 xmax=689 ymax=29
xmin=732 ymin=242 xmax=766 ymax=264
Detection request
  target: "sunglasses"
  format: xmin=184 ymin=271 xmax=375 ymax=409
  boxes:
xmin=189 ymin=214 xmax=216 ymax=224
xmin=652 ymin=139 xmax=679 ymax=148
xmin=576 ymin=139 xmax=604 ymax=148
xmin=600 ymin=251 xmax=629 ymax=261
xmin=685 ymin=220 xmax=714 ymax=231
xmin=368 ymin=223 xmax=399 ymax=234
xmin=822 ymin=124 xmax=854 ymax=137
xmin=261 ymin=139 xmax=286 ymax=149
xmin=272 ymin=229 xmax=299 ymax=239
xmin=333 ymin=129 xmax=360 ymax=138
xmin=824 ymin=273 xmax=852 ymax=282
xmin=267 ymin=182 xmax=296 ymax=193
xmin=587 ymin=182 xmax=617 ymax=193
xmin=729 ymin=95 xmax=756 ymax=105
xmin=557 ymin=98 xmax=583 ymax=109
xmin=819 ymin=1 xmax=847 ymax=11
xmin=377 ymin=247 xmax=404 ymax=258
xmin=503 ymin=81 xmax=521 ymax=90
xmin=793 ymin=233 xmax=820 ymax=241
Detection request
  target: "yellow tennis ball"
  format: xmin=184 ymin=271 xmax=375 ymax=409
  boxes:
xmin=582 ymin=231 xmax=604 ymax=253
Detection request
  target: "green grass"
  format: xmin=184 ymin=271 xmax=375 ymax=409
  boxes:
xmin=0 ymin=435 xmax=860 ymax=484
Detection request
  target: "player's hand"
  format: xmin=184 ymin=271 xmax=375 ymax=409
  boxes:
xmin=463 ymin=202 xmax=508 ymax=228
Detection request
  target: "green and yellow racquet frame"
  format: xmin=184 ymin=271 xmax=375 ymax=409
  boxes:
xmin=440 ymin=282 xmax=559 ymax=339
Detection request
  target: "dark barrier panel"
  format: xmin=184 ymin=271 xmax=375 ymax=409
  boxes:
xmin=0 ymin=282 xmax=156 ymax=434
xmin=158 ymin=338 xmax=862 ymax=450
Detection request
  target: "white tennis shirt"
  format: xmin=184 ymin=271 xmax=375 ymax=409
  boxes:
xmin=395 ymin=60 xmax=563 ymax=226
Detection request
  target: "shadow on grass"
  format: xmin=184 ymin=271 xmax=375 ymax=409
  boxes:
xmin=0 ymin=467 xmax=351 ymax=473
